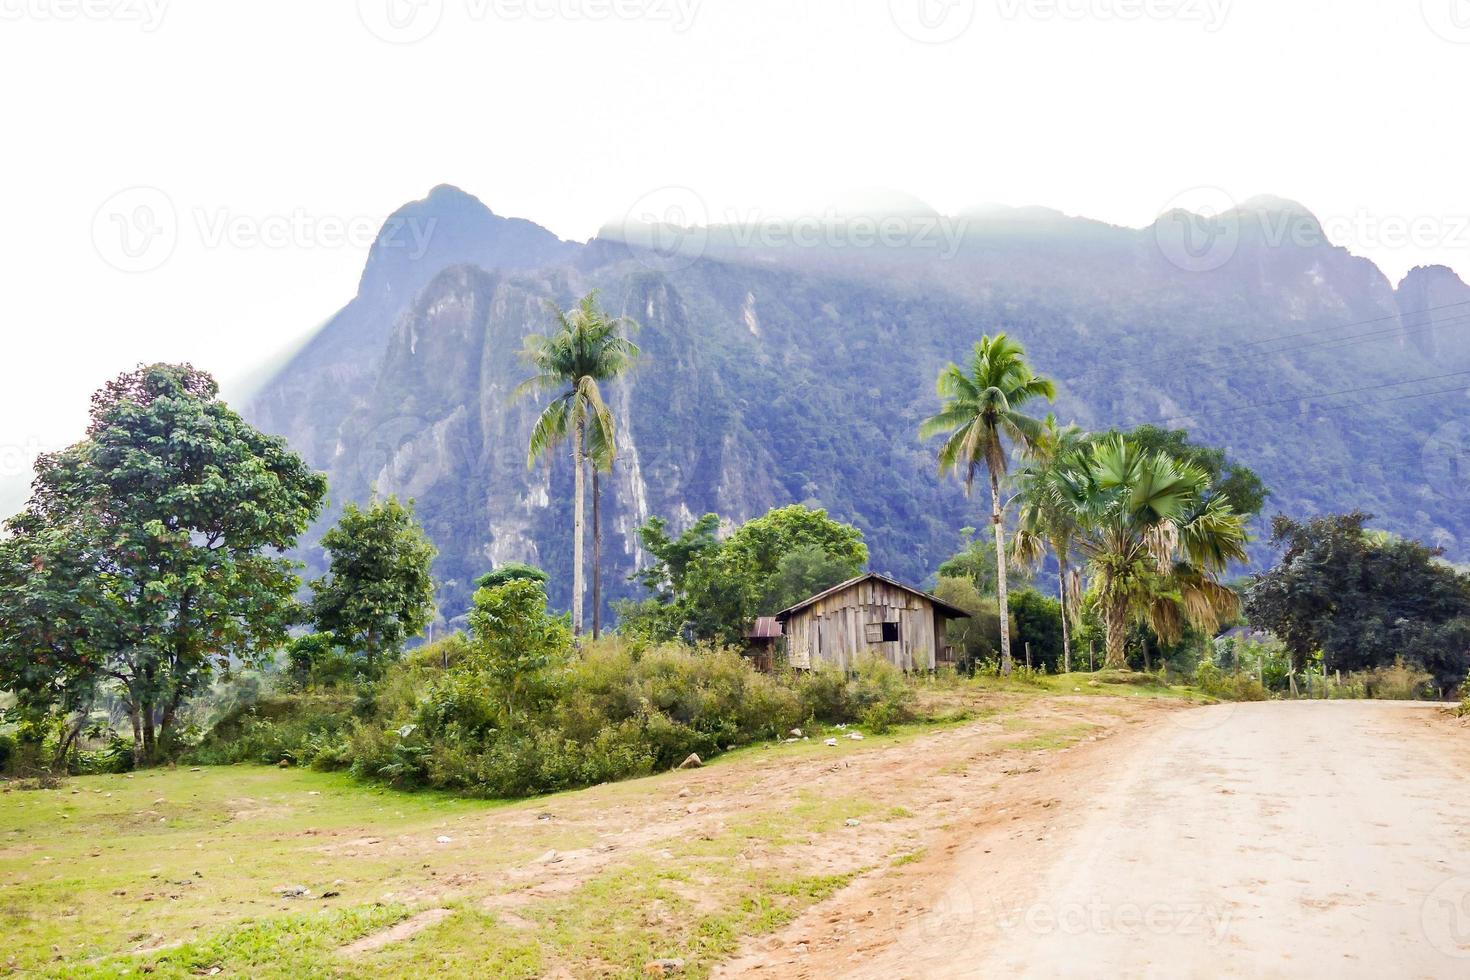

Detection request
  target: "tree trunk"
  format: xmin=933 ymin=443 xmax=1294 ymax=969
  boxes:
xmin=1057 ymin=563 xmax=1072 ymax=674
xmin=1104 ymin=596 xmax=1128 ymax=669
xmin=130 ymin=706 xmax=144 ymax=769
xmin=1142 ymin=635 xmax=1152 ymax=673
xmin=572 ymin=418 xmax=585 ymax=637
xmin=141 ymin=699 xmax=156 ymax=765
xmin=52 ymin=710 xmax=89 ymax=773
xmin=592 ymin=468 xmax=601 ymax=640
xmin=989 ymin=471 xmax=1012 ymax=675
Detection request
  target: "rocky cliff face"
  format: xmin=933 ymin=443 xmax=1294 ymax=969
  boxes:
xmin=246 ymin=187 xmax=1470 ymax=626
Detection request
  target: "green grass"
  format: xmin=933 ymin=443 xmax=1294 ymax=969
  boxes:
xmin=0 ymin=767 xmax=580 ymax=976
xmin=1 ymin=674 xmax=1214 ymax=976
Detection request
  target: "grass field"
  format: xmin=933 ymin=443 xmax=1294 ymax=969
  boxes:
xmin=1 ymin=674 xmax=1207 ymax=978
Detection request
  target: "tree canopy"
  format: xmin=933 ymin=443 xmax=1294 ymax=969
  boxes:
xmin=0 ymin=363 xmax=327 ymax=765
xmin=310 ymin=496 xmax=437 ymax=673
xmin=1245 ymin=512 xmax=1470 ymax=686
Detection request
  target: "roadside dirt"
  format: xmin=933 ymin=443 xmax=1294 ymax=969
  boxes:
xmin=334 ymin=691 xmax=1186 ymax=962
xmin=720 ymin=700 xmax=1470 ymax=979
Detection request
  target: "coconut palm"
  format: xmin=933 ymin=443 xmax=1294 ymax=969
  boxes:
xmin=1057 ymin=435 xmax=1248 ymax=669
xmin=1013 ymin=417 xmax=1090 ymax=672
xmin=513 ymin=292 xmax=639 ymax=636
xmin=920 ymin=334 xmax=1056 ymax=674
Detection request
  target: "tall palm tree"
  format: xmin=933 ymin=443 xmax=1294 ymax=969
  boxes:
xmin=920 ymin=334 xmax=1056 ymax=674
xmin=1013 ymin=416 xmax=1090 ymax=672
xmin=1057 ymin=435 xmax=1248 ymax=669
xmin=513 ymin=292 xmax=639 ymax=636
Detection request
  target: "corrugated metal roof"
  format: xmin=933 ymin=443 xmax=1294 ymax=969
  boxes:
xmin=747 ymin=616 xmax=783 ymax=639
xmin=773 ymin=572 xmax=973 ymax=621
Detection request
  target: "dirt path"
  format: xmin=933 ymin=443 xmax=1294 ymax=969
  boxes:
xmin=722 ymin=701 xmax=1470 ymax=979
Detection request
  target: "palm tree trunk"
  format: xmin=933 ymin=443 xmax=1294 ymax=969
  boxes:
xmin=1057 ymin=563 xmax=1072 ymax=674
xmin=989 ymin=470 xmax=1012 ymax=675
xmin=1104 ymin=595 xmax=1128 ymax=670
xmin=592 ymin=468 xmax=601 ymax=640
xmin=572 ymin=418 xmax=585 ymax=637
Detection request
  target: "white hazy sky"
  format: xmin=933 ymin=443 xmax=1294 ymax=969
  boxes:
xmin=2 ymin=0 xmax=1468 ymax=509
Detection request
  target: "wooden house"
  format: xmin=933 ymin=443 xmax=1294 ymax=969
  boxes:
xmin=775 ymin=573 xmax=970 ymax=672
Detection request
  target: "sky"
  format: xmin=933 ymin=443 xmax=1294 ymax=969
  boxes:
xmin=1 ymin=0 xmax=1468 ymax=511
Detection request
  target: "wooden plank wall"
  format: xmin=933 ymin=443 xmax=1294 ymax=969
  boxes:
xmin=785 ymin=580 xmax=940 ymax=672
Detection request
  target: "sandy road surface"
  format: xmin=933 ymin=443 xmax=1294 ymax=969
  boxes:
xmin=725 ymin=701 xmax=1470 ymax=979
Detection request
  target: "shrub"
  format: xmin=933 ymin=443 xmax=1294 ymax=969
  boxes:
xmin=1195 ymin=661 xmax=1269 ymax=701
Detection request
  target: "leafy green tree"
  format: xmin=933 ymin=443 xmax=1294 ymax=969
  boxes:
xmin=920 ymin=334 xmax=1056 ymax=675
xmin=0 ymin=364 xmax=326 ymax=765
xmin=931 ymin=576 xmax=1005 ymax=670
xmin=475 ymin=562 xmax=549 ymax=590
xmin=621 ymin=505 xmax=867 ymax=646
xmin=1009 ymin=588 xmax=1066 ymax=672
xmin=757 ymin=543 xmax=863 ymax=615
xmin=936 ymin=527 xmax=999 ymax=595
xmin=462 ymin=579 xmax=573 ymax=720
xmin=683 ymin=505 xmax=868 ymax=646
xmin=1013 ymin=417 xmax=1090 ymax=671
xmin=513 ymin=292 xmax=639 ymax=638
xmin=310 ymin=497 xmax=437 ymax=674
xmin=1245 ymin=512 xmax=1470 ymax=687
xmin=633 ymin=513 xmax=722 ymax=602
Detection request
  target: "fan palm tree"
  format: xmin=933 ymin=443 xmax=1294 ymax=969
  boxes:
xmin=1057 ymin=435 xmax=1248 ymax=669
xmin=513 ymin=292 xmax=639 ymax=636
xmin=920 ymin=334 xmax=1056 ymax=674
xmin=1013 ymin=417 xmax=1090 ymax=672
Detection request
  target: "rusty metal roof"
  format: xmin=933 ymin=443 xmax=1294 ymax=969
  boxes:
xmin=747 ymin=616 xmax=783 ymax=639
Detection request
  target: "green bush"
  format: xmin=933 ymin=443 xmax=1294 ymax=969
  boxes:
xmin=1195 ymin=661 xmax=1269 ymax=701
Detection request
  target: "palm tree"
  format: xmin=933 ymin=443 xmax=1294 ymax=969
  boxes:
xmin=513 ymin=292 xmax=639 ymax=636
xmin=1013 ymin=417 xmax=1090 ymax=672
xmin=920 ymin=334 xmax=1055 ymax=674
xmin=1057 ymin=436 xmax=1248 ymax=669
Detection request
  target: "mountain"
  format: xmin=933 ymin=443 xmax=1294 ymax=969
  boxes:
xmin=245 ymin=186 xmax=1470 ymax=628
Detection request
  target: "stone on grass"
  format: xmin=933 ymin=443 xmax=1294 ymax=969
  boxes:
xmin=677 ymin=753 xmax=703 ymax=770
xmin=644 ymin=959 xmax=685 ymax=976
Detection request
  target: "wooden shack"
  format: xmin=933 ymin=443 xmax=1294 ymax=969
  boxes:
xmin=775 ymin=573 xmax=970 ymax=672
xmin=744 ymin=616 xmax=783 ymax=673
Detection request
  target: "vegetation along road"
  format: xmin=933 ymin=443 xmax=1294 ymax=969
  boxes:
xmin=727 ymin=700 xmax=1470 ymax=978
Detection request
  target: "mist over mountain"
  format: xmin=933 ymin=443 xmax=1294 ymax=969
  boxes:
xmin=245 ymin=186 xmax=1470 ymax=627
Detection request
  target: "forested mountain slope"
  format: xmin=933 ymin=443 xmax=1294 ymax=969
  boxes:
xmin=245 ymin=186 xmax=1470 ymax=624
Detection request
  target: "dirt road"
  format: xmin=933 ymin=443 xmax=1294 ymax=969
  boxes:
xmin=725 ymin=701 xmax=1470 ymax=979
